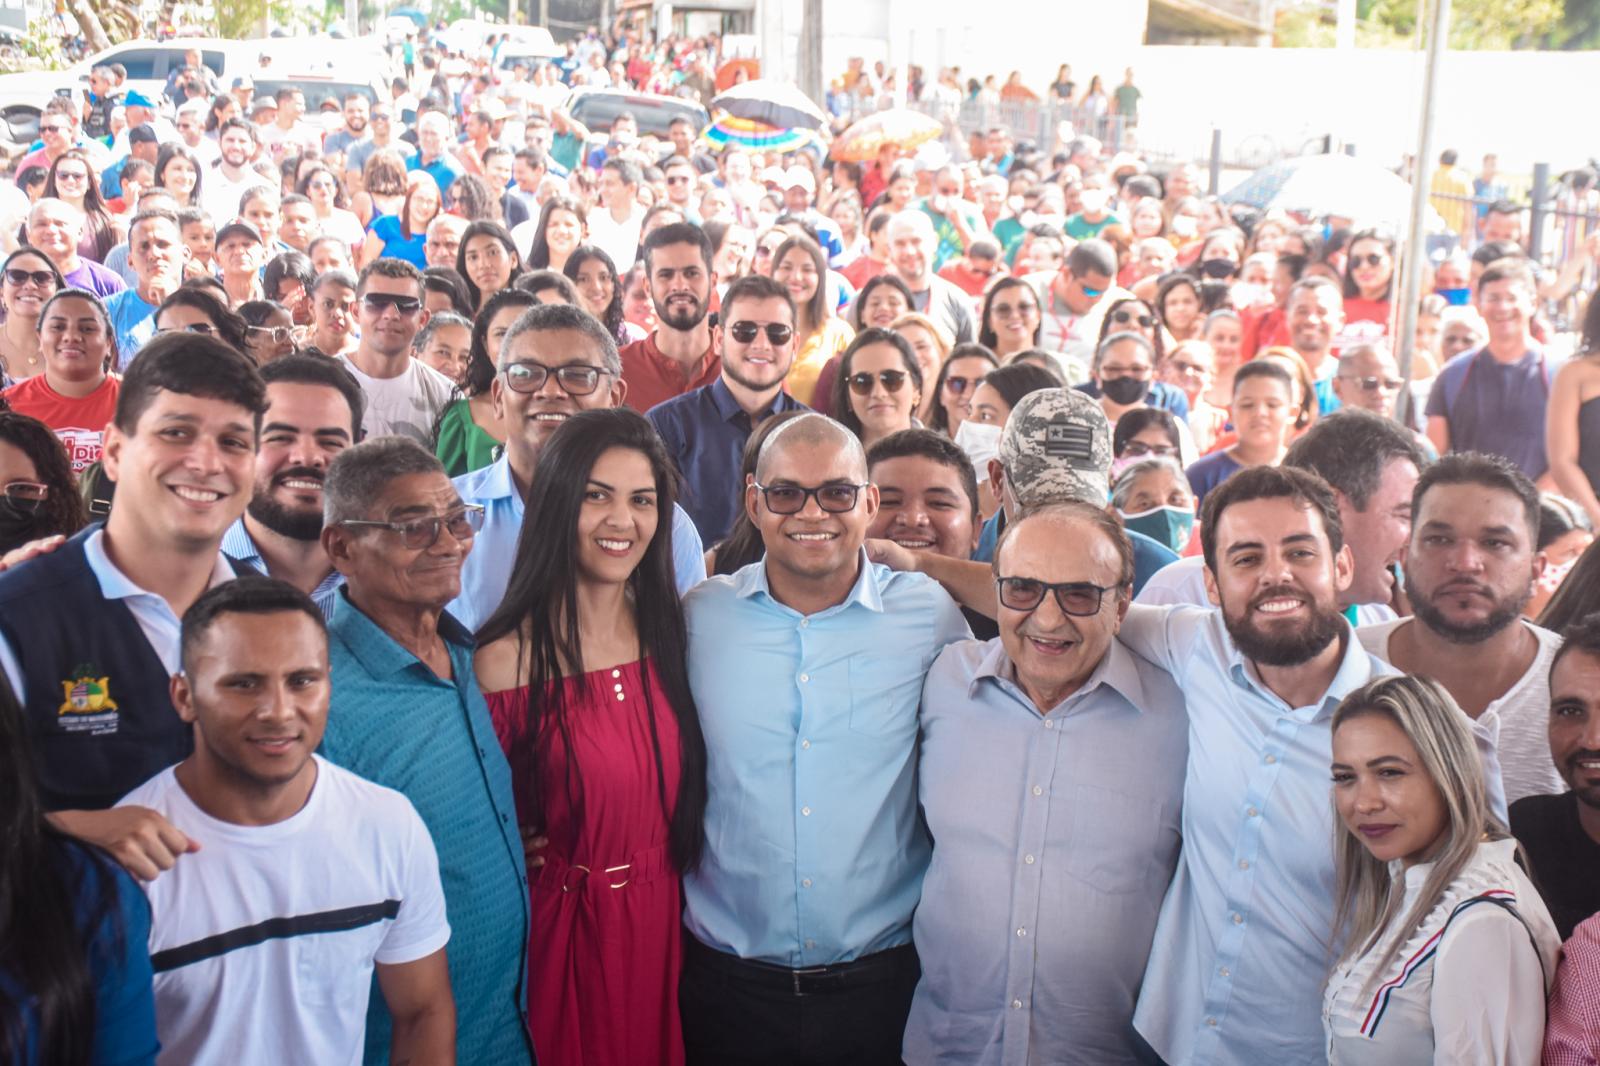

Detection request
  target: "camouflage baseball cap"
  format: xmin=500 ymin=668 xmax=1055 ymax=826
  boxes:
xmin=997 ymin=388 xmax=1112 ymax=507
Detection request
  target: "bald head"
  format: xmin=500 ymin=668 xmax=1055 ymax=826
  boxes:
xmin=27 ymin=197 xmax=84 ymax=261
xmin=756 ymin=413 xmax=867 ymax=483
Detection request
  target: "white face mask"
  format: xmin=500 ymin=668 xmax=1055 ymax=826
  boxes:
xmin=954 ymin=418 xmax=1003 ymax=471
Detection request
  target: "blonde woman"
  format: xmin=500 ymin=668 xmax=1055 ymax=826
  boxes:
xmin=888 ymin=312 xmax=949 ymax=424
xmin=1323 ymin=675 xmax=1559 ymax=1064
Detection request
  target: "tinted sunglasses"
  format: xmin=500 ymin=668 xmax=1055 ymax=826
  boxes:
xmin=4 ymin=269 xmax=54 ymax=287
xmin=848 ymin=369 xmax=909 ymax=395
xmin=1340 ymin=374 xmax=1404 ymax=392
xmin=754 ymin=481 xmax=866 ymax=515
xmin=361 ymin=292 xmax=422 ymax=314
xmin=728 ymin=320 xmax=793 ymax=345
xmin=1349 ymin=253 xmax=1387 ymax=268
xmin=1110 ymin=309 xmax=1155 ymax=328
xmin=943 ymin=375 xmax=980 ymax=394
xmin=996 ymin=577 xmax=1116 ymax=616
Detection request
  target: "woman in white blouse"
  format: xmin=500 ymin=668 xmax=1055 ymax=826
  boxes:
xmin=1323 ymin=675 xmax=1560 ymax=1064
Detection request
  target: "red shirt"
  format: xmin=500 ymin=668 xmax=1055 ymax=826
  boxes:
xmin=2 ymin=374 xmax=120 ymax=472
xmin=937 ymin=260 xmax=997 ymax=297
xmin=840 ymin=255 xmax=888 ymax=292
xmin=618 ymin=332 xmax=720 ymax=414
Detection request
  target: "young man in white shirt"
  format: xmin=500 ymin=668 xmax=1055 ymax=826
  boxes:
xmin=338 ymin=258 xmax=455 ymax=445
xmin=121 ymin=576 xmax=454 ymax=1065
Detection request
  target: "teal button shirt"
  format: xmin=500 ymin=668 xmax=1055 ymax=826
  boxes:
xmin=321 ymin=590 xmax=534 ymax=1066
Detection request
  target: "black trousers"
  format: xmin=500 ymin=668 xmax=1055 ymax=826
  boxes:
xmin=680 ymin=937 xmax=920 ymax=1066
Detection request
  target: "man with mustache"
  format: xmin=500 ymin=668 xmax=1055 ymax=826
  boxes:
xmin=619 ymin=222 xmax=720 ymax=414
xmin=1358 ymin=452 xmax=1562 ymax=808
xmin=221 ymin=355 xmax=364 ymax=617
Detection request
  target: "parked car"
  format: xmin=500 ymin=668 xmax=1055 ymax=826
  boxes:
xmin=563 ymin=87 xmax=708 ymax=139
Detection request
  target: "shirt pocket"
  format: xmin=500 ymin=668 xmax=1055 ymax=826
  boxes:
xmin=1059 ymin=784 xmax=1164 ymax=895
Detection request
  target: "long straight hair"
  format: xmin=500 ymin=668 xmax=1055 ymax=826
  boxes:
xmin=771 ymin=233 xmax=830 ymax=341
xmin=476 ymin=408 xmax=706 ymax=871
xmin=0 ymin=674 xmax=124 ymax=1066
xmin=1329 ymin=675 xmax=1503 ymax=993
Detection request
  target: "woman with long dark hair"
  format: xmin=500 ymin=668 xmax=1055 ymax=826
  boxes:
xmin=773 ymin=233 xmax=853 ymax=406
xmin=525 ymin=195 xmax=586 ymax=273
xmin=43 ymin=150 xmax=117 ymax=263
xmin=0 ymin=663 xmax=158 ymax=1065
xmin=3 ymin=288 xmax=119 ymax=473
xmin=152 ymin=143 xmax=203 ymax=210
xmin=977 ymin=276 xmax=1043 ymax=361
xmin=433 ymin=287 xmax=537 ymax=477
xmin=565 ymin=244 xmax=643 ymax=345
xmin=298 ymin=164 xmax=366 ymax=255
xmin=154 ymin=284 xmax=251 ymax=356
xmin=457 ymin=220 xmax=523 ymax=312
xmin=0 ymin=411 xmax=88 ymax=551
xmin=0 ymin=247 xmax=63 ymax=385
xmin=1341 ymin=227 xmax=1398 ymax=335
xmin=474 ymin=407 xmax=707 ymax=1066
xmin=830 ymin=327 xmax=924 ymax=448
xmin=361 ymin=171 xmax=440 ymax=269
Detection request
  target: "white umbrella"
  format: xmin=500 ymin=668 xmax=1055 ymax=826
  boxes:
xmin=1222 ymin=153 xmax=1453 ymax=234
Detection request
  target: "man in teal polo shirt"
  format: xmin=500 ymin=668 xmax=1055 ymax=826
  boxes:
xmin=407 ymin=111 xmax=465 ymax=201
xmin=319 ymin=435 xmax=534 ymax=1066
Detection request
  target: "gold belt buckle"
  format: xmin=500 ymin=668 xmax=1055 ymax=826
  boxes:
xmin=561 ymin=864 xmax=591 ymax=893
xmin=605 ymin=862 xmax=631 ymax=889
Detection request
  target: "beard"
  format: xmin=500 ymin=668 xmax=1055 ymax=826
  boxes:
xmin=1223 ymin=585 xmax=1345 ymax=667
xmin=248 ymin=468 xmax=325 ymax=541
xmin=1411 ymin=580 xmax=1530 ymax=644
xmin=654 ymin=293 xmax=707 ymax=331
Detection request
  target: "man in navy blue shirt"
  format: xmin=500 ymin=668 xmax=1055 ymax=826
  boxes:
xmin=1425 ymin=257 xmax=1550 ymax=481
xmin=647 ymin=274 xmax=810 ymax=545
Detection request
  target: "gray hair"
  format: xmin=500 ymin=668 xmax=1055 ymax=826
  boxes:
xmin=412 ymin=310 xmax=472 ymax=352
xmin=1110 ymin=457 xmax=1190 ymax=511
xmin=324 ymin=436 xmax=445 ymax=526
xmin=498 ymin=302 xmax=620 ymax=375
xmin=755 ymin=412 xmax=867 ymax=482
xmin=1093 ymin=330 xmax=1155 ymax=373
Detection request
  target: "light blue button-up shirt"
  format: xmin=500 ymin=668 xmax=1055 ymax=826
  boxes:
xmin=682 ymin=550 xmax=970 ymax=967
xmin=220 ymin=518 xmax=344 ymax=620
xmin=449 ymin=452 xmax=707 ymax=633
xmin=1118 ymin=604 xmax=1395 ymax=1066
xmin=905 ymin=636 xmax=1187 ymax=1066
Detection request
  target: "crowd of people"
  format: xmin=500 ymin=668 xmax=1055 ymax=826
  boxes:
xmin=3 ymin=20 xmax=1600 ymax=1066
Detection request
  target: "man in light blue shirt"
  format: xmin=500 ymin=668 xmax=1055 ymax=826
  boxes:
xmin=905 ymin=501 xmax=1185 ymax=1066
xmin=680 ymin=413 xmax=970 ymax=1066
xmin=104 ymin=208 xmax=187 ymax=367
xmin=449 ymin=302 xmax=704 ymax=631
xmin=1116 ymin=465 xmax=1396 ymax=1065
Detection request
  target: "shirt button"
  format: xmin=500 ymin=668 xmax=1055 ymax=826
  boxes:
xmin=1024 ymin=854 xmax=1035 ymax=865
xmin=1012 ymin=999 xmax=1023 ymax=1010
xmin=801 ymin=739 xmax=811 ymax=749
xmin=1246 ymin=806 xmax=1259 ymax=818
xmin=1264 ymin=754 xmax=1277 ymax=765
xmin=799 ymin=673 xmax=810 ymax=683
xmin=1238 ymin=859 xmax=1250 ymax=870
xmin=802 ymin=878 xmax=812 ymax=888
xmin=1043 ymin=720 xmax=1054 ymax=729
xmin=1207 ymin=1018 xmax=1218 ymax=1028
xmin=616 ymin=692 xmax=625 ymax=701
xmin=1016 ymin=927 xmax=1026 ymax=937
xmin=1031 ymin=785 xmax=1042 ymax=796
xmin=800 ymin=618 xmax=809 ymax=627
xmin=1232 ymin=913 xmax=1243 ymax=925
xmin=611 ymin=668 xmax=621 ymax=679
xmin=801 ymin=806 xmax=811 ymax=816
xmin=1219 ymin=967 xmax=1230 ymax=977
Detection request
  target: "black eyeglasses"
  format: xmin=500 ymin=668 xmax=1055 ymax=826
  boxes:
xmin=728 ymin=320 xmax=793 ymax=345
xmin=341 ymin=504 xmax=484 ymax=549
xmin=943 ymin=375 xmax=980 ymax=394
xmin=1110 ymin=309 xmax=1155 ymax=328
xmin=361 ymin=292 xmax=422 ymax=315
xmin=4 ymin=269 xmax=54 ymax=287
xmin=848 ymin=369 xmax=909 ymax=395
xmin=996 ymin=577 xmax=1117 ymax=616
xmin=1338 ymin=374 xmax=1404 ymax=392
xmin=2 ymin=480 xmax=48 ymax=512
xmin=39 ymin=123 xmax=69 ymax=134
xmin=247 ymin=324 xmax=293 ymax=344
xmin=158 ymin=322 xmax=217 ymax=335
xmin=1123 ymin=441 xmax=1178 ymax=457
xmin=503 ymin=362 xmax=611 ymax=395
xmin=666 ymin=174 xmax=693 ymax=185
xmin=754 ymin=481 xmax=867 ymax=515
xmin=1349 ymin=252 xmax=1387 ymax=268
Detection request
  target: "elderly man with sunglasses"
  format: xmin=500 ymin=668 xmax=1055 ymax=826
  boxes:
xmin=903 ymin=500 xmax=1185 ymax=1065
xmin=648 ymin=273 xmax=811 ymax=544
xmin=679 ymin=411 xmax=970 ymax=1066
xmin=336 ymin=258 xmax=455 ymax=445
xmin=447 ymin=302 xmax=704 ymax=632
xmin=319 ymin=435 xmax=535 ymax=1066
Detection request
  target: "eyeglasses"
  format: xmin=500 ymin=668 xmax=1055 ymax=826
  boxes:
xmin=1 ymin=480 xmax=49 ymax=512
xmin=1166 ymin=360 xmax=1208 ymax=376
xmin=503 ymin=362 xmax=611 ymax=395
xmin=1349 ymin=252 xmax=1387 ymax=268
xmin=990 ymin=301 xmax=1037 ymax=320
xmin=995 ymin=576 xmax=1117 ymax=616
xmin=39 ymin=123 xmax=69 ymax=134
xmin=848 ymin=369 xmax=910 ymax=395
xmin=1110 ymin=309 xmax=1155 ymax=328
xmin=158 ymin=322 xmax=217 ymax=335
xmin=727 ymin=320 xmax=794 ymax=346
xmin=943 ymin=375 xmax=980 ymax=394
xmin=1338 ymin=374 xmax=1404 ymax=392
xmin=247 ymin=324 xmax=293 ymax=344
xmin=341 ymin=504 xmax=485 ymax=549
xmin=4 ymin=268 xmax=54 ymax=287
xmin=54 ymin=171 xmax=88 ymax=183
xmin=666 ymin=174 xmax=692 ymax=185
xmin=753 ymin=481 xmax=867 ymax=515
xmin=361 ymin=292 xmax=422 ymax=315
xmin=1122 ymin=440 xmax=1178 ymax=458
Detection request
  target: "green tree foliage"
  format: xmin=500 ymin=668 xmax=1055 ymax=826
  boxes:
xmin=1280 ymin=0 xmax=1565 ymax=49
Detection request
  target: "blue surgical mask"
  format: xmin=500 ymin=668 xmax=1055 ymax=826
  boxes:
xmin=1435 ymin=286 xmax=1471 ymax=307
xmin=1118 ymin=505 xmax=1195 ymax=554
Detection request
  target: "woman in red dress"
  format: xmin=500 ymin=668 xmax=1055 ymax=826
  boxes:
xmin=474 ymin=406 xmax=707 ymax=1066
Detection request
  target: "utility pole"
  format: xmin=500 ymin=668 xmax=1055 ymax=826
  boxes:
xmin=1393 ymin=0 xmax=1451 ymax=425
xmin=798 ymin=0 xmax=822 ymax=102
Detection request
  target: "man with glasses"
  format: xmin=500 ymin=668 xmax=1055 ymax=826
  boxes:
xmin=1033 ymin=238 xmax=1131 ymax=373
xmin=83 ymin=65 xmax=122 ymax=140
xmin=904 ymin=501 xmax=1185 ymax=1064
xmin=17 ymin=98 xmax=101 ymax=177
xmin=337 ymin=259 xmax=453 ymax=444
xmin=26 ymin=197 xmax=124 ymax=298
xmin=320 ymin=436 xmax=535 ymax=1066
xmin=661 ymin=156 xmax=699 ymax=220
xmin=649 ymin=274 xmax=809 ymax=543
xmin=619 ymin=222 xmax=720 ymax=413
xmin=1333 ymin=342 xmax=1410 ymax=423
xmin=679 ymin=412 xmax=969 ymax=1065
xmin=450 ymin=302 xmax=704 ymax=631
xmin=344 ymin=103 xmax=397 ymax=192
xmin=173 ymin=100 xmax=217 ymax=166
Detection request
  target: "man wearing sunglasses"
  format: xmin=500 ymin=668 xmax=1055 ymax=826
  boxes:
xmin=648 ymin=274 xmax=809 ymax=544
xmin=904 ymin=502 xmax=1185 ymax=1064
xmin=450 ymin=302 xmax=704 ymax=631
xmin=679 ymin=413 xmax=969 ymax=1066
xmin=320 ymin=437 xmax=535 ymax=1066
xmin=1034 ymin=238 xmax=1130 ymax=370
xmin=337 ymin=258 xmax=454 ymax=446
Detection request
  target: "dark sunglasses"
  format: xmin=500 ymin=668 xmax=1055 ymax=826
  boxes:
xmin=666 ymin=174 xmax=693 ymax=184
xmin=754 ymin=481 xmax=867 ymax=515
xmin=53 ymin=170 xmax=89 ymax=182
xmin=728 ymin=320 xmax=794 ymax=345
xmin=39 ymin=123 xmax=69 ymax=134
xmin=361 ymin=292 xmax=422 ymax=314
xmin=848 ymin=369 xmax=909 ymax=395
xmin=1339 ymin=374 xmax=1404 ymax=392
xmin=503 ymin=362 xmax=610 ymax=395
xmin=1110 ymin=309 xmax=1155 ymax=328
xmin=943 ymin=375 xmax=980 ymax=394
xmin=4 ymin=269 xmax=54 ymax=287
xmin=1349 ymin=252 xmax=1387 ymax=268
xmin=341 ymin=504 xmax=485 ymax=550
xmin=996 ymin=577 xmax=1116 ymax=616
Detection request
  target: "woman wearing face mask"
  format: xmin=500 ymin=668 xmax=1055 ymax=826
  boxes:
xmin=832 ymin=328 xmax=923 ymax=448
xmin=928 ymin=342 xmax=998 ymax=439
xmin=0 ymin=411 xmax=88 ymax=552
xmin=0 ymin=248 xmax=63 ymax=385
xmin=1111 ymin=456 xmax=1195 ymax=556
xmin=1341 ymin=228 xmax=1398 ymax=336
xmin=1188 ymin=229 xmax=1243 ymax=285
xmin=961 ymin=361 xmax=1062 ymax=518
xmin=1154 ymin=274 xmax=1204 ymax=343
xmin=2 ymin=288 xmax=118 ymax=473
xmin=977 ymin=277 xmax=1044 ymax=364
xmin=1323 ymin=675 xmax=1558 ymax=1063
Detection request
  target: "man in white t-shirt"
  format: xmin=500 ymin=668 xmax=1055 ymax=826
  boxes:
xmin=338 ymin=258 xmax=457 ymax=445
xmin=586 ymin=156 xmax=646 ymax=272
xmin=120 ymin=576 xmax=454 ymax=1066
xmin=1357 ymin=452 xmax=1564 ymax=807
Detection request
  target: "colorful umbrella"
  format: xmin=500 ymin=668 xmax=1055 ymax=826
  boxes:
xmin=711 ymin=79 xmax=827 ymax=131
xmin=700 ymin=111 xmax=815 ymax=154
xmin=830 ymin=108 xmax=943 ymax=163
xmin=714 ymin=59 xmax=760 ymax=93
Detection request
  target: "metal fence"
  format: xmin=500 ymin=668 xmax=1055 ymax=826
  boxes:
xmin=831 ymin=93 xmax=1138 ymax=157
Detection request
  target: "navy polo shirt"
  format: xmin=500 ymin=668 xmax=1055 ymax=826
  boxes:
xmin=1425 ymin=345 xmax=1550 ymax=479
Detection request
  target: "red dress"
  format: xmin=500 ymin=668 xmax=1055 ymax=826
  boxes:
xmin=485 ymin=658 xmax=685 ymax=1066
